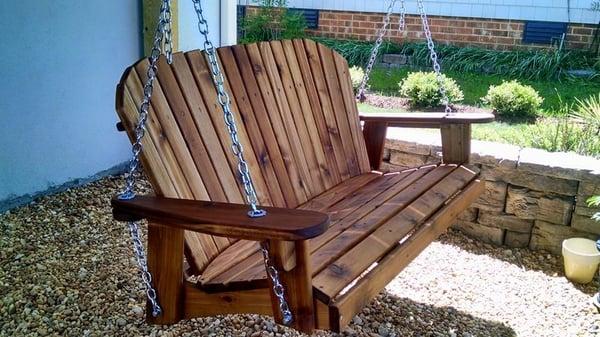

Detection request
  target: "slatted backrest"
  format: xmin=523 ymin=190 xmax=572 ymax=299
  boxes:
xmin=115 ymin=39 xmax=371 ymax=273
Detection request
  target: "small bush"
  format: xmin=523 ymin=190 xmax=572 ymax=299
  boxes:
xmin=398 ymin=71 xmax=463 ymax=108
xmin=349 ymin=66 xmax=365 ymax=92
xmin=240 ymin=0 xmax=306 ymax=43
xmin=482 ymin=80 xmax=543 ymax=120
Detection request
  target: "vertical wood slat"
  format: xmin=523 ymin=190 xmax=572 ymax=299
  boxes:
xmin=281 ymin=40 xmax=335 ymax=190
xmin=154 ymin=55 xmax=233 ymax=257
xmin=332 ymin=52 xmax=372 ymax=174
xmin=218 ymin=47 xmax=287 ymax=207
xmin=291 ymin=39 xmax=342 ymax=187
xmin=245 ymin=43 xmax=308 ymax=205
xmin=230 ymin=44 xmax=298 ymax=207
xmin=302 ymin=39 xmax=351 ymax=180
xmin=317 ymin=43 xmax=361 ymax=178
xmin=268 ymin=40 xmax=325 ymax=195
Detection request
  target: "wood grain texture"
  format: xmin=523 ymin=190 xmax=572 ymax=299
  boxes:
xmin=441 ymin=124 xmax=471 ymax=164
xmin=359 ymin=112 xmax=495 ymax=124
xmin=112 ymin=196 xmax=330 ymax=241
xmin=362 ymin=121 xmax=388 ymax=171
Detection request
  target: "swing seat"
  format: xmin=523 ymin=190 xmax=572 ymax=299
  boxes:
xmin=112 ymin=39 xmax=493 ymax=333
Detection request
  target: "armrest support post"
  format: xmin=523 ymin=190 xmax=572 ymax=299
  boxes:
xmin=441 ymin=124 xmax=471 ymax=164
xmin=267 ymin=240 xmax=314 ymax=333
xmin=362 ymin=121 xmax=388 ymax=171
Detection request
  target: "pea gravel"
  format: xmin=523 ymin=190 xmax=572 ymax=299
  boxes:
xmin=1 ymin=176 xmax=599 ymax=337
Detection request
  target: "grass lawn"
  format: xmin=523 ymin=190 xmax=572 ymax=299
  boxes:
xmin=367 ymin=67 xmax=600 ymax=115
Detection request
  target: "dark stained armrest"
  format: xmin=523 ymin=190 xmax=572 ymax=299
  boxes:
xmin=359 ymin=112 xmax=494 ymax=169
xmin=112 ymin=196 xmax=330 ymax=241
xmin=359 ymin=112 xmax=495 ymax=128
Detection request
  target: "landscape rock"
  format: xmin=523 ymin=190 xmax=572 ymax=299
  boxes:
xmin=529 ymin=220 xmax=596 ymax=254
xmin=571 ymin=214 xmax=600 ymax=235
xmin=505 ymin=186 xmax=541 ymax=220
xmin=504 ymin=231 xmax=531 ymax=248
xmin=477 ymin=211 xmax=533 ymax=233
xmin=453 ymin=221 xmax=504 ymax=245
xmin=389 ymin=151 xmax=429 ymax=168
xmin=536 ymin=195 xmax=574 ymax=225
xmin=472 ymin=181 xmax=507 ymax=212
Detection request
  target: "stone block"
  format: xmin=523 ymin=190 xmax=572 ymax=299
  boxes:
xmin=571 ymin=214 xmax=600 ymax=235
xmin=504 ymin=231 xmax=531 ymax=248
xmin=382 ymin=53 xmax=408 ymax=65
xmin=458 ymin=207 xmax=478 ymax=222
xmin=505 ymin=186 xmax=541 ymax=220
xmin=379 ymin=162 xmax=408 ymax=173
xmin=453 ymin=221 xmax=505 ymax=245
xmin=536 ymin=195 xmax=574 ymax=225
xmin=481 ymin=167 xmax=578 ymax=196
xmin=472 ymin=181 xmax=507 ymax=212
xmin=385 ymin=139 xmax=431 ymax=156
xmin=530 ymin=220 xmax=596 ymax=254
xmin=575 ymin=205 xmax=599 ymax=217
xmin=477 ymin=211 xmax=533 ymax=233
xmin=389 ymin=151 xmax=429 ymax=168
xmin=470 ymin=141 xmax=520 ymax=169
xmin=518 ymin=147 xmax=600 ymax=181
xmin=578 ymin=180 xmax=600 ymax=200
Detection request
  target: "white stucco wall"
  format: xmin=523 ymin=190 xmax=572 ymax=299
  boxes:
xmin=241 ymin=0 xmax=600 ymax=24
xmin=0 ymin=0 xmax=236 ymax=206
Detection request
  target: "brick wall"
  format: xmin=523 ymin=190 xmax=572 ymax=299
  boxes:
xmin=313 ymin=10 xmax=596 ymax=50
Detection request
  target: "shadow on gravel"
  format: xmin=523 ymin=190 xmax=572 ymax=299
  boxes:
xmin=437 ymin=230 xmax=598 ymax=296
xmin=341 ymin=290 xmax=516 ymax=337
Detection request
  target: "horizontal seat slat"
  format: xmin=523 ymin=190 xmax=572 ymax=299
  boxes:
xmin=313 ymin=165 xmax=479 ymax=301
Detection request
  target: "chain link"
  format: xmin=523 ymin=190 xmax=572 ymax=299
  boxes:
xmin=191 ymin=0 xmax=265 ymax=218
xmin=190 ymin=0 xmax=294 ymax=324
xmin=117 ymin=0 xmax=174 ymax=318
xmin=357 ymin=0 xmax=398 ymax=102
xmin=260 ymin=242 xmax=293 ymax=325
xmin=398 ymin=0 xmax=406 ymax=32
xmin=416 ymin=0 xmax=452 ymax=114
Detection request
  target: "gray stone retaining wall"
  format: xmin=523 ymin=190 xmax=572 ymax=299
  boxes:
xmin=383 ymin=128 xmax=600 ymax=254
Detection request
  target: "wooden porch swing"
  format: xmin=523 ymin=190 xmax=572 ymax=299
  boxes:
xmin=111 ymin=0 xmax=493 ymax=334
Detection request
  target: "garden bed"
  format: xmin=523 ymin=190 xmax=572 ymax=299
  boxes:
xmin=1 ymin=175 xmax=599 ymax=336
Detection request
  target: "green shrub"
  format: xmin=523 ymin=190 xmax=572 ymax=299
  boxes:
xmin=398 ymin=71 xmax=463 ymax=108
xmin=482 ymin=80 xmax=543 ymax=120
xmin=349 ymin=66 xmax=365 ymax=92
xmin=240 ymin=0 xmax=306 ymax=43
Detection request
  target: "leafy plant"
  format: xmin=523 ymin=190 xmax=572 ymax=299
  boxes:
xmin=482 ymin=80 xmax=543 ymax=121
xmin=588 ymin=196 xmax=600 ymax=222
xmin=313 ymin=38 xmax=402 ymax=67
xmin=240 ymin=0 xmax=306 ymax=43
xmin=349 ymin=66 xmax=365 ymax=92
xmin=573 ymin=93 xmax=600 ymax=131
xmin=399 ymin=71 xmax=463 ymax=108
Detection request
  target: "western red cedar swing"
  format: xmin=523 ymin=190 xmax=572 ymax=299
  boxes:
xmin=111 ymin=0 xmax=494 ymax=333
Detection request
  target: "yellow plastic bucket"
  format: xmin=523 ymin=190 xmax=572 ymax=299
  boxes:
xmin=562 ymin=238 xmax=600 ymax=284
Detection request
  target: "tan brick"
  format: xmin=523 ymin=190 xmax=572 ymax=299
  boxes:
xmin=505 ymin=186 xmax=541 ymax=220
xmin=530 ymin=220 xmax=596 ymax=254
xmin=453 ymin=221 xmax=505 ymax=245
xmin=536 ymin=195 xmax=574 ymax=225
xmin=473 ymin=181 xmax=507 ymax=212
xmin=478 ymin=211 xmax=534 ymax=233
xmin=504 ymin=231 xmax=531 ymax=248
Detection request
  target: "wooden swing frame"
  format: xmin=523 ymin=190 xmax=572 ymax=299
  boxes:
xmin=112 ymin=39 xmax=493 ymax=334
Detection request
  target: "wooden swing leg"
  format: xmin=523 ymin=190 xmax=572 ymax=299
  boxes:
xmin=146 ymin=223 xmax=185 ymax=324
xmin=362 ymin=121 xmax=388 ymax=171
xmin=267 ymin=240 xmax=315 ymax=334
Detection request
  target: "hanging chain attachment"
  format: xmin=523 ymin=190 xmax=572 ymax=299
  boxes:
xmin=191 ymin=0 xmax=266 ymax=218
xmin=398 ymin=0 xmax=406 ymax=32
xmin=191 ymin=0 xmax=293 ymax=324
xmin=357 ymin=0 xmax=398 ymax=102
xmin=260 ymin=242 xmax=293 ymax=326
xmin=117 ymin=0 xmax=174 ymax=318
xmin=416 ymin=0 xmax=452 ymax=114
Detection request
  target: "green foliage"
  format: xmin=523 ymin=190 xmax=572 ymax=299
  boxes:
xmin=573 ymin=93 xmax=600 ymax=129
xmin=482 ymin=80 xmax=543 ymax=120
xmin=398 ymin=71 xmax=463 ymax=108
xmin=349 ymin=66 xmax=365 ymax=92
xmin=240 ymin=0 xmax=306 ymax=43
xmin=588 ymin=196 xmax=600 ymax=222
xmin=313 ymin=38 xmax=599 ymax=80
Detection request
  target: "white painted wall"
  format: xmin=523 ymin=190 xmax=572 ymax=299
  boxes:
xmin=241 ymin=0 xmax=600 ymax=24
xmin=179 ymin=0 xmax=238 ymax=51
xmin=0 ymin=0 xmax=141 ymax=203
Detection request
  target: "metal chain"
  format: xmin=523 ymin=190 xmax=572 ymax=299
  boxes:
xmin=191 ymin=0 xmax=265 ymax=218
xmin=117 ymin=0 xmax=173 ymax=318
xmin=357 ymin=0 xmax=398 ymax=102
xmin=416 ymin=0 xmax=453 ymax=114
xmin=260 ymin=242 xmax=293 ymax=325
xmin=190 ymin=0 xmax=295 ymax=325
xmin=398 ymin=0 xmax=406 ymax=32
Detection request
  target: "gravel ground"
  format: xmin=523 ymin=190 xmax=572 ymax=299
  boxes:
xmin=1 ymin=176 xmax=599 ymax=337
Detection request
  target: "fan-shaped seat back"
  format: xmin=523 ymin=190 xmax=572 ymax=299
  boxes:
xmin=116 ymin=39 xmax=371 ymax=273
